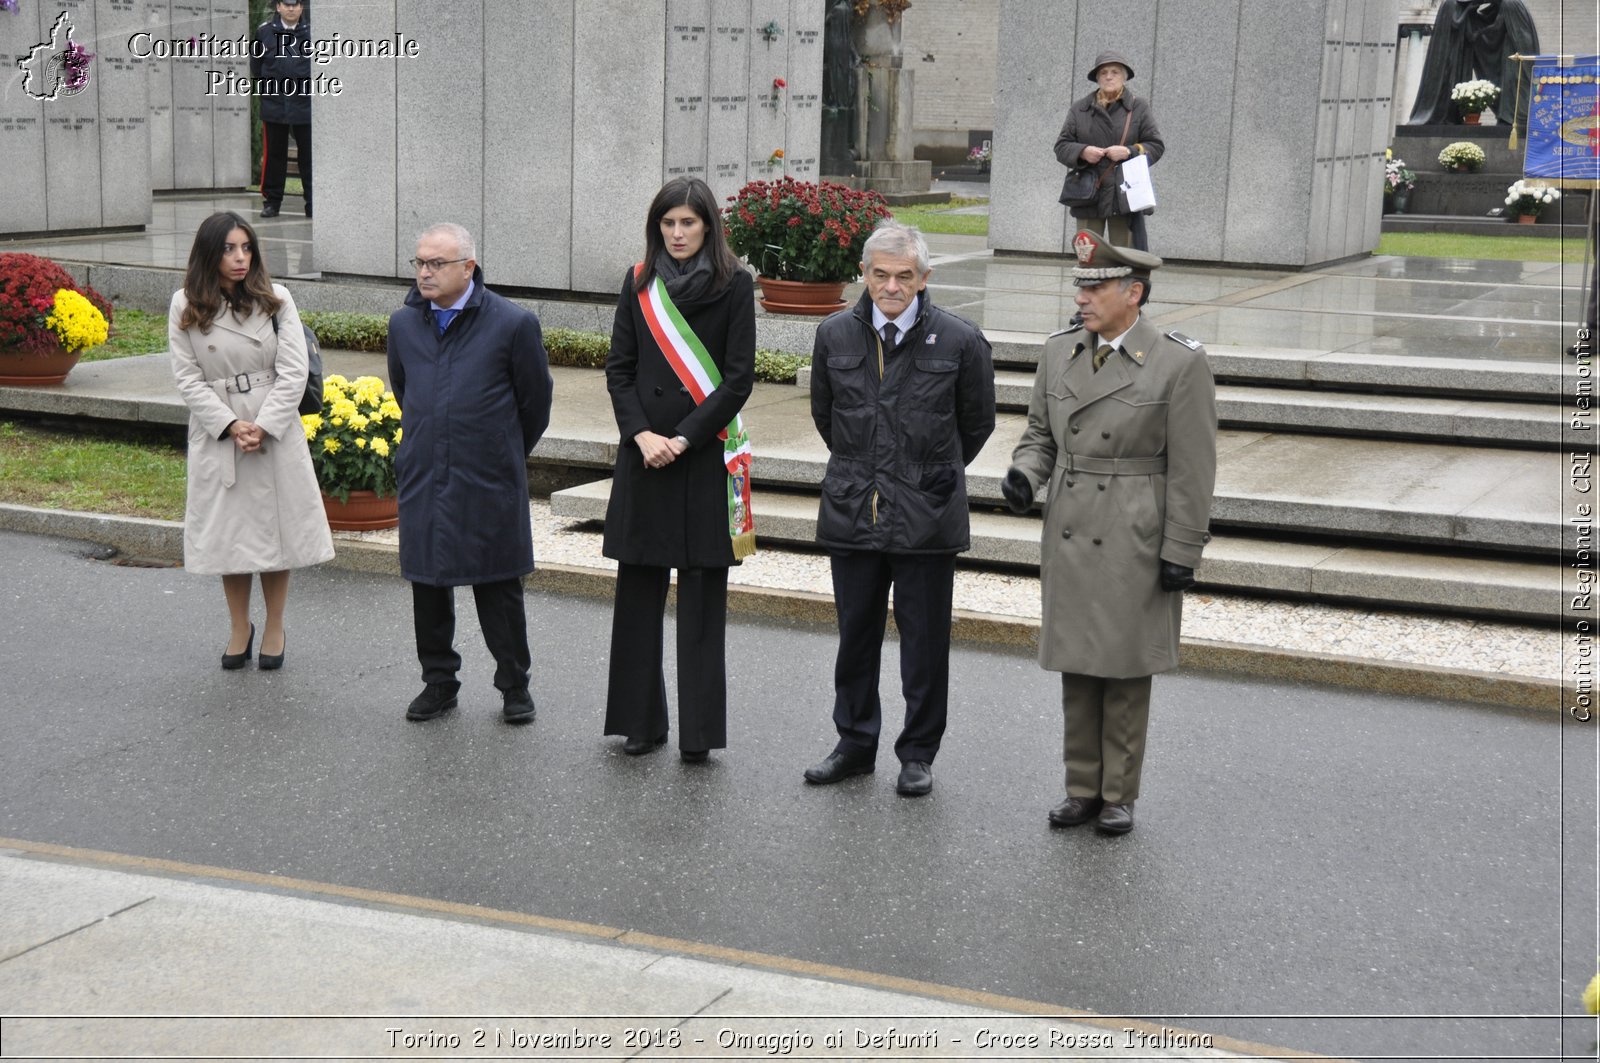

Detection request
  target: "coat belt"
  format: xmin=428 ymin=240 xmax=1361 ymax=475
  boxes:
xmin=1056 ymin=453 xmax=1166 ymax=475
xmin=212 ymin=369 xmax=276 ymax=394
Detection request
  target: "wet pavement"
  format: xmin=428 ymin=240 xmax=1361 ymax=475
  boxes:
xmin=1 ymin=192 xmax=1584 ymax=365
xmin=0 ymin=529 xmax=1593 ymax=1062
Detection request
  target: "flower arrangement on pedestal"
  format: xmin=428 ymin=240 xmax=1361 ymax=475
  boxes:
xmin=1438 ymin=141 xmax=1486 ymax=172
xmin=853 ymin=0 xmax=912 ymax=23
xmin=302 ymin=374 xmax=402 ymax=504
xmin=1505 ymin=179 xmax=1560 ymax=221
xmin=968 ymin=143 xmax=992 ymax=169
xmin=0 ymin=252 xmax=111 ymax=384
xmin=1451 ymin=78 xmax=1498 ymax=121
xmin=724 ymin=177 xmax=892 ymax=284
xmin=1383 ymin=151 xmax=1416 ymax=194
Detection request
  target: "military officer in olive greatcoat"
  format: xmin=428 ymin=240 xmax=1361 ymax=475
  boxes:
xmin=1000 ymin=231 xmax=1217 ymax=835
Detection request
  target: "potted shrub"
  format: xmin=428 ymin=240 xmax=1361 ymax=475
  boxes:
xmin=1505 ymin=179 xmax=1560 ymax=224
xmin=0 ymin=252 xmax=111 ymax=385
xmin=1438 ymin=141 xmax=1486 ymax=173
xmin=301 ymin=373 xmax=403 ymax=529
xmin=723 ymin=177 xmax=892 ymax=314
xmin=1383 ymin=151 xmax=1416 ymax=214
xmin=1450 ymin=79 xmax=1499 ymax=124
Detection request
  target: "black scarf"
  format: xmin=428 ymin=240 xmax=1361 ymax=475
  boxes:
xmin=652 ymin=248 xmax=718 ymax=309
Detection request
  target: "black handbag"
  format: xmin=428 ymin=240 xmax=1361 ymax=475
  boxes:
xmin=270 ymin=313 xmax=325 ymax=416
xmin=1058 ymin=166 xmax=1099 ymax=206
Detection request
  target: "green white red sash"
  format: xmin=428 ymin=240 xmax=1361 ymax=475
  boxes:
xmin=634 ymin=264 xmax=756 ymax=559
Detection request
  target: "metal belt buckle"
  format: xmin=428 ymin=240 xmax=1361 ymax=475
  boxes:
xmin=233 ymin=373 xmax=252 ymax=394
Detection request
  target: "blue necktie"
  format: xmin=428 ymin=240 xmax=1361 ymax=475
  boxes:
xmin=435 ymin=307 xmax=458 ymax=336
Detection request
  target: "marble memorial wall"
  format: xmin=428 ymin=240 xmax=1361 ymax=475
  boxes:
xmin=990 ymin=0 xmax=1397 ymax=269
xmin=315 ymin=0 xmax=824 ymax=295
xmin=0 ymin=0 xmax=154 ymax=235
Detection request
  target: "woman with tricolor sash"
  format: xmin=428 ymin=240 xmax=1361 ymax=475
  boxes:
xmin=601 ymin=177 xmax=757 ymax=762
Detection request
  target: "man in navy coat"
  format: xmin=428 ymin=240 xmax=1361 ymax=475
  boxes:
xmin=388 ymin=223 xmax=553 ymax=724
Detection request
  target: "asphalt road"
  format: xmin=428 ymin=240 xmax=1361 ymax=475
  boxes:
xmin=0 ymin=529 xmax=1593 ymax=1061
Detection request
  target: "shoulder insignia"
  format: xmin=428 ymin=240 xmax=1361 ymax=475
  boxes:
xmin=1165 ymin=330 xmax=1203 ymax=350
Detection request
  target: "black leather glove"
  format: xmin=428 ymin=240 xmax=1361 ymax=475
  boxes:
xmin=1000 ymin=467 xmax=1034 ymax=514
xmin=1159 ymin=561 xmax=1196 ymax=592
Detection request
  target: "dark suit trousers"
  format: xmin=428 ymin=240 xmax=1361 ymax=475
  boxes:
xmin=259 ymin=121 xmax=312 ymax=206
xmin=604 ymin=563 xmax=729 ymax=751
xmin=828 ymin=550 xmax=955 ymax=764
xmin=411 ymin=579 xmax=530 ymax=692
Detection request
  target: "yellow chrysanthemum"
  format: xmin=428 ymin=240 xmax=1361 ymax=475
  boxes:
xmin=380 ymin=400 xmax=402 ymax=420
xmin=324 ymin=374 xmax=349 ymax=389
xmin=367 ymin=409 xmax=384 ymax=425
xmin=393 ymin=427 xmax=402 ymax=443
xmin=371 ymin=437 xmax=390 ymax=457
xmin=331 ymin=398 xmax=358 ymax=421
xmin=349 ymin=412 xmax=370 ymax=431
xmin=45 ymin=289 xmax=109 ymax=353
xmin=383 ymin=391 xmax=396 ymax=402
xmin=330 ymin=416 xmax=344 ymax=427
xmin=1584 ymin=972 xmax=1600 ymax=1015
xmin=300 ymin=413 xmax=322 ymax=441
xmin=322 ymin=437 xmax=341 ymax=454
xmin=322 ymin=382 xmax=345 ymax=404
xmin=353 ymin=436 xmax=367 ymax=449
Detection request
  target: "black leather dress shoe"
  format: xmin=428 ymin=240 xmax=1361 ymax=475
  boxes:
xmin=803 ymin=750 xmax=874 ymax=784
xmin=895 ymin=760 xmax=933 ymax=796
xmin=1095 ymin=801 xmax=1135 ymax=835
xmin=680 ymin=749 xmax=709 ymax=763
xmin=221 ymin=623 xmax=255 ymax=671
xmin=1048 ymin=795 xmax=1103 ymax=827
xmin=258 ymin=632 xmax=285 ymax=671
xmin=623 ymin=735 xmax=666 ymax=755
xmin=501 ymin=687 xmax=535 ymax=723
xmin=405 ymin=682 xmax=459 ymax=721
xmin=260 ymin=202 xmax=280 ymax=218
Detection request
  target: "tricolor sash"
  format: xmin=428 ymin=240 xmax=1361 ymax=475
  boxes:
xmin=634 ymin=264 xmax=756 ymax=559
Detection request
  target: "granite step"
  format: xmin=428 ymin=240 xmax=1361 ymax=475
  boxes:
xmin=548 ymin=479 xmax=1556 ymax=623
xmin=977 ymin=338 xmax=1564 ymax=402
xmin=791 ymin=365 xmax=1562 ymax=446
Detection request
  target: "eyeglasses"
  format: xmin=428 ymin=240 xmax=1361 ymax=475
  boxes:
xmin=409 ymin=257 xmax=468 ymax=273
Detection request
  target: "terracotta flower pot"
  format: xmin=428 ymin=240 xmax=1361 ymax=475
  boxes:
xmin=755 ymin=276 xmax=849 ymax=316
xmin=322 ymin=489 xmax=399 ymax=531
xmin=1517 ymin=214 xmax=1537 ymax=225
xmin=1462 ymin=112 xmax=1482 ymax=125
xmin=0 ymin=339 xmax=80 ymax=386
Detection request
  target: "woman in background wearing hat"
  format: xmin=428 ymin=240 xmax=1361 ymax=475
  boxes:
xmin=1054 ymin=51 xmax=1163 ymax=251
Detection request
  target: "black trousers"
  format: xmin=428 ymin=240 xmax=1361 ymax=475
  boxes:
xmin=259 ymin=121 xmax=311 ymax=207
xmin=828 ymin=550 xmax=956 ymax=764
xmin=411 ymin=578 xmax=529 ymax=692
xmin=604 ymin=563 xmax=729 ymax=751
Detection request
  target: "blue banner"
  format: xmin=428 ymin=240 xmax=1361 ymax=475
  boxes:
xmin=1524 ymin=55 xmax=1600 ymax=184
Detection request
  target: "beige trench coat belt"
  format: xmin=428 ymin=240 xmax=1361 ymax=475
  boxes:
xmin=1055 ymin=453 xmax=1167 ymax=475
xmin=205 ymin=369 xmax=277 ymax=489
xmin=215 ymin=369 xmax=277 ymax=395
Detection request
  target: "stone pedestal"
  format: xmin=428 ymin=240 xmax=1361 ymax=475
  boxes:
xmin=0 ymin=0 xmax=154 ymax=237
xmin=991 ymin=0 xmax=1398 ymax=268
xmin=850 ymin=9 xmax=929 ymax=194
xmin=314 ymin=0 xmax=823 ymax=296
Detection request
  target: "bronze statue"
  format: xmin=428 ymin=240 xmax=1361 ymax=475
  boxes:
xmin=1407 ymin=0 xmax=1541 ymax=128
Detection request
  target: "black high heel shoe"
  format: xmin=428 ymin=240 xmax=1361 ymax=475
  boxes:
xmin=258 ymin=632 xmax=286 ymax=671
xmin=221 ymin=624 xmax=255 ymax=670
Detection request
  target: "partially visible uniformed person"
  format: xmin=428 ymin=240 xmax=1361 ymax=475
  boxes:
xmin=1001 ymin=230 xmax=1216 ymax=835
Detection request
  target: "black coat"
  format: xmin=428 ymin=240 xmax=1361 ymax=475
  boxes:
xmin=810 ymin=290 xmax=995 ymax=554
xmin=603 ymin=269 xmax=756 ymax=569
xmin=1053 ymin=89 xmax=1163 ymax=221
xmin=250 ymin=16 xmax=312 ymax=125
xmin=388 ymin=268 xmax=553 ymax=586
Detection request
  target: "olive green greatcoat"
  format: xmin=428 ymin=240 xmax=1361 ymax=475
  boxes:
xmin=1010 ymin=314 xmax=1216 ymax=678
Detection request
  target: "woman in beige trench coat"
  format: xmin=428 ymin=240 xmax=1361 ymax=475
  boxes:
xmin=169 ymin=211 xmax=334 ymax=670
